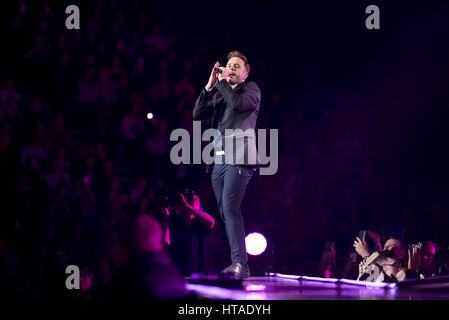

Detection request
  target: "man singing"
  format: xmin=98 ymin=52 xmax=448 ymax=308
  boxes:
xmin=193 ymin=50 xmax=261 ymax=278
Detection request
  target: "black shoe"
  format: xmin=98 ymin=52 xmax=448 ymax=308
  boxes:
xmin=224 ymin=262 xmax=250 ymax=278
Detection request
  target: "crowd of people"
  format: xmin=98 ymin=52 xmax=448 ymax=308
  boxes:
xmin=0 ymin=1 xmax=448 ymax=299
xmin=316 ymin=229 xmax=449 ymax=282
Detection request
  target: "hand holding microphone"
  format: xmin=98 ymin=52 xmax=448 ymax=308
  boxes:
xmin=205 ymin=62 xmax=231 ymax=91
xmin=216 ymin=66 xmax=231 ymax=82
xmin=205 ymin=62 xmax=220 ymax=92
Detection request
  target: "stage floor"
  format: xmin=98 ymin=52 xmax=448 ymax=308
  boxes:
xmin=187 ymin=274 xmax=449 ymax=300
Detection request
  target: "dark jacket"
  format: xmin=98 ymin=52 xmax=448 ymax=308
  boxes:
xmin=108 ymin=251 xmax=189 ymax=300
xmin=193 ymin=79 xmax=261 ymax=166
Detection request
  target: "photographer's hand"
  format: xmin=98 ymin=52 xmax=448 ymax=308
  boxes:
xmin=178 ymin=193 xmax=201 ymax=214
xmin=408 ymin=247 xmax=422 ymax=271
xmin=178 ymin=192 xmax=215 ymax=230
xmin=353 ymin=237 xmax=370 ymax=258
xmin=178 ymin=192 xmax=191 ymax=209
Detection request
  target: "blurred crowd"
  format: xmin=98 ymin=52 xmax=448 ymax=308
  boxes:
xmin=0 ymin=0 xmax=448 ymax=299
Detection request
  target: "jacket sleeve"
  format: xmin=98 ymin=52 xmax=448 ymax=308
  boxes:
xmin=215 ymin=80 xmax=260 ymax=113
xmin=193 ymin=88 xmax=215 ymax=120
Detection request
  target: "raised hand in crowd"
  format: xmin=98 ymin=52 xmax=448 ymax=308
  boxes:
xmin=353 ymin=237 xmax=370 ymax=258
xmin=408 ymin=244 xmax=422 ymax=272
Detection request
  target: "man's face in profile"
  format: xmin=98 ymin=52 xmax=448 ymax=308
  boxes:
xmin=225 ymin=56 xmax=248 ymax=85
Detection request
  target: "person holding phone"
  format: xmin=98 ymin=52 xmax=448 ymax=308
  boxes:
xmin=354 ymin=230 xmax=406 ymax=264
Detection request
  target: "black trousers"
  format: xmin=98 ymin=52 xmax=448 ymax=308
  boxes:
xmin=211 ymin=163 xmax=254 ymax=264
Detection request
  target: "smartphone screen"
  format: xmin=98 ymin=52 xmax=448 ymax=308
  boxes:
xmin=358 ymin=230 xmax=367 ymax=241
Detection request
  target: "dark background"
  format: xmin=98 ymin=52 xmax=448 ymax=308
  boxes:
xmin=0 ymin=0 xmax=448 ymax=284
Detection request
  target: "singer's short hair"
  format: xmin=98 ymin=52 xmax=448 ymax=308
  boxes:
xmin=228 ymin=50 xmax=250 ymax=74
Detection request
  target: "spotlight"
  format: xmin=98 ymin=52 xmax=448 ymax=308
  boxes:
xmin=146 ymin=112 xmax=154 ymax=120
xmin=245 ymin=232 xmax=275 ymax=276
xmin=245 ymin=232 xmax=267 ymax=256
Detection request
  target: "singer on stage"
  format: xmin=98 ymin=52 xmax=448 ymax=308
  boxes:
xmin=193 ymin=50 xmax=261 ymax=278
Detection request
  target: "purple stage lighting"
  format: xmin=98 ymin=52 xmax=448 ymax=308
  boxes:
xmin=245 ymin=232 xmax=267 ymax=256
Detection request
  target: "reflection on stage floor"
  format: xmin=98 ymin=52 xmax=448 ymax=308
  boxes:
xmin=186 ymin=273 xmax=449 ymax=300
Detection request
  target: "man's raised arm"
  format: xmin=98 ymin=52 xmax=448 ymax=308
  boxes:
xmin=193 ymin=61 xmax=221 ymax=120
